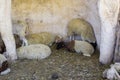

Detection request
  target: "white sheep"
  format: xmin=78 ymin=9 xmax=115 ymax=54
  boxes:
xmin=56 ymin=40 xmax=94 ymax=57
xmin=0 ymin=54 xmax=11 ymax=75
xmin=26 ymin=32 xmax=58 ymax=46
xmin=17 ymin=44 xmax=51 ymax=60
xmin=67 ymin=40 xmax=94 ymax=57
xmin=67 ymin=18 xmax=96 ymax=43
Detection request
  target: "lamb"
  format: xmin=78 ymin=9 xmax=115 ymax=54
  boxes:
xmin=17 ymin=44 xmax=51 ymax=60
xmin=26 ymin=32 xmax=61 ymax=46
xmin=67 ymin=18 xmax=96 ymax=44
xmin=69 ymin=40 xmax=94 ymax=57
xmin=0 ymin=54 xmax=10 ymax=75
xmin=57 ymin=40 xmax=94 ymax=57
xmin=55 ymin=34 xmax=83 ymax=50
xmin=55 ymin=31 xmax=96 ymax=50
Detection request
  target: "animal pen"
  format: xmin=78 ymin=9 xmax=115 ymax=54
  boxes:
xmin=0 ymin=0 xmax=120 ymax=80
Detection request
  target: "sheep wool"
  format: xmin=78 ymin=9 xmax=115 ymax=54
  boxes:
xmin=67 ymin=18 xmax=96 ymax=43
xmin=73 ymin=40 xmax=94 ymax=57
xmin=17 ymin=44 xmax=51 ymax=60
xmin=26 ymin=32 xmax=57 ymax=46
xmin=0 ymin=54 xmax=11 ymax=75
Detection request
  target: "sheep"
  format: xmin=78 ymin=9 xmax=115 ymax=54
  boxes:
xmin=55 ymin=33 xmax=96 ymax=50
xmin=68 ymin=40 xmax=94 ymax=57
xmin=12 ymin=20 xmax=29 ymax=46
xmin=0 ymin=54 xmax=10 ymax=75
xmin=55 ymin=34 xmax=83 ymax=50
xmin=26 ymin=32 xmax=60 ymax=46
xmin=57 ymin=40 xmax=94 ymax=57
xmin=17 ymin=44 xmax=51 ymax=60
xmin=67 ymin=18 xmax=96 ymax=44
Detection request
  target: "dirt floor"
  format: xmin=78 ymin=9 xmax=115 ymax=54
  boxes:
xmin=0 ymin=46 xmax=109 ymax=80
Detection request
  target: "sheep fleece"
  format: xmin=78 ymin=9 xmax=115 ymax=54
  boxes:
xmin=67 ymin=18 xmax=96 ymax=43
xmin=74 ymin=40 xmax=94 ymax=57
xmin=26 ymin=32 xmax=56 ymax=45
xmin=17 ymin=44 xmax=51 ymax=59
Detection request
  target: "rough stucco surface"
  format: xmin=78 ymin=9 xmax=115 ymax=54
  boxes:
xmin=12 ymin=0 xmax=101 ymax=46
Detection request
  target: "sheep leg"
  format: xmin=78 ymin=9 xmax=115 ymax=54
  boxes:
xmin=98 ymin=0 xmax=119 ymax=64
